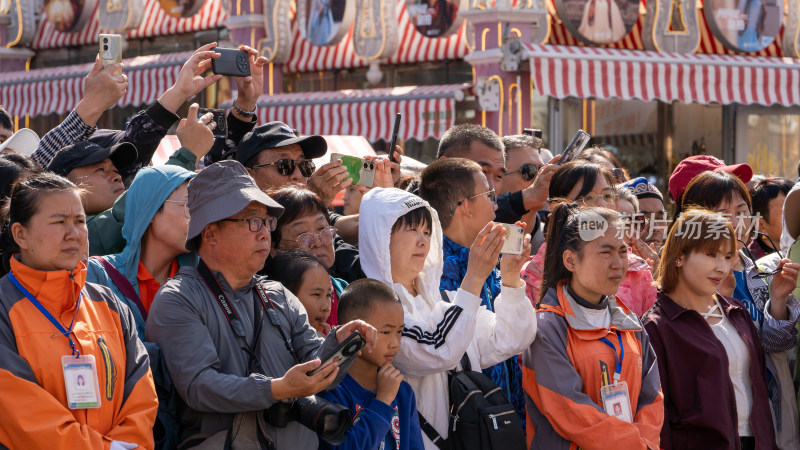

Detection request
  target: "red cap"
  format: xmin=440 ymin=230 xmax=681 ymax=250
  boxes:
xmin=668 ymin=155 xmax=753 ymax=202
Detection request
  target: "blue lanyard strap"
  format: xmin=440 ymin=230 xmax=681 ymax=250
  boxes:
xmin=8 ymin=272 xmax=82 ymax=357
xmin=599 ymin=331 xmax=624 ymax=383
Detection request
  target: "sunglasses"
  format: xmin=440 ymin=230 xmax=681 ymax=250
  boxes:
xmin=250 ymin=159 xmax=316 ymax=177
xmin=506 ymin=163 xmax=542 ymax=181
xmin=738 ymin=232 xmax=784 ymax=278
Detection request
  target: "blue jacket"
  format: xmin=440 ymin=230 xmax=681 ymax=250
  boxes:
xmin=439 ymin=235 xmax=526 ymax=427
xmin=320 ymin=374 xmax=424 ymax=450
xmin=86 ymin=165 xmax=196 ymax=342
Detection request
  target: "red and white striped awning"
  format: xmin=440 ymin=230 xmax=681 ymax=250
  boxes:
xmin=524 ymin=44 xmax=800 ymax=106
xmin=236 ymin=84 xmax=471 ymax=141
xmin=284 ymin=0 xmax=468 ymax=73
xmin=0 ymin=51 xmax=190 ymax=117
xmin=33 ymin=0 xmax=227 ymax=50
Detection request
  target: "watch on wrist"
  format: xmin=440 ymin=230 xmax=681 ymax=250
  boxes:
xmin=233 ymin=102 xmax=256 ymax=118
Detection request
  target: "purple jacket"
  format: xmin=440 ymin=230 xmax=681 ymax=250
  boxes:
xmin=642 ymin=292 xmax=777 ymax=450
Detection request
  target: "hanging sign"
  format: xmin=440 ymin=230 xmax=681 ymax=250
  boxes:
xmin=99 ymin=0 xmax=144 ymax=31
xmin=643 ymin=0 xmax=700 ymax=52
xmin=353 ymin=0 xmax=399 ymax=59
xmin=43 ymin=0 xmax=97 ymax=32
xmin=298 ymin=0 xmax=355 ymax=46
xmin=157 ymin=0 xmax=206 ymax=18
xmin=703 ymin=0 xmax=782 ymax=52
xmin=554 ymin=0 xmax=639 ymax=45
xmin=4 ymin=0 xmax=38 ymax=46
xmin=406 ymin=0 xmax=465 ymax=38
xmin=259 ymin=0 xmax=292 ymax=63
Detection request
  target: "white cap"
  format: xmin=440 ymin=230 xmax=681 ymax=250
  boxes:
xmin=0 ymin=128 xmax=40 ymax=156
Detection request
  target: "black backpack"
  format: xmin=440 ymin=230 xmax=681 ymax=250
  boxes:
xmin=419 ymin=352 xmax=527 ymax=450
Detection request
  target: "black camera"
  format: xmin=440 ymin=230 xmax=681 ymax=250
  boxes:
xmin=265 ymin=396 xmax=352 ymax=445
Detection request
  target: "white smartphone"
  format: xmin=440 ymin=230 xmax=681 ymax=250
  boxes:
xmin=99 ymin=34 xmax=122 ymax=67
xmin=499 ymin=223 xmax=525 ymax=255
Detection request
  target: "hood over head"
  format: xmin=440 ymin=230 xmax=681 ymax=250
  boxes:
xmin=359 ymin=188 xmax=444 ymax=302
xmin=116 ymin=165 xmax=196 ymax=281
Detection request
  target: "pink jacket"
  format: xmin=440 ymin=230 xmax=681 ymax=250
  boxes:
xmin=521 ymin=244 xmax=657 ymax=317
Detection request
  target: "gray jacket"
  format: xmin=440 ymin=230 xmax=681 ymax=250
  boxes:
xmin=145 ymin=266 xmax=343 ymax=449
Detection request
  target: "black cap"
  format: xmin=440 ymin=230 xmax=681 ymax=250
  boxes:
xmin=47 ymin=141 xmax=138 ymax=176
xmin=236 ymin=121 xmax=327 ymax=166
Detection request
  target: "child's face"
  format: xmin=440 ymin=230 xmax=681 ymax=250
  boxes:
xmin=359 ymin=300 xmax=404 ymax=368
xmin=295 ymin=265 xmax=333 ymax=333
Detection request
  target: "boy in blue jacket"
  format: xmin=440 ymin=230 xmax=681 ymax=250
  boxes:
xmin=320 ymin=279 xmax=424 ymax=450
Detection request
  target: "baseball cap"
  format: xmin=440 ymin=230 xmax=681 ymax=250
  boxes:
xmin=47 ymin=141 xmax=138 ymax=177
xmin=236 ymin=121 xmax=327 ymax=166
xmin=0 ymin=129 xmax=40 ymax=156
xmin=668 ymin=155 xmax=752 ymax=202
xmin=185 ymin=160 xmax=285 ymax=251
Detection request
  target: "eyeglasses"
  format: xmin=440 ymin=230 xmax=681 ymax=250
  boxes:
xmin=281 ymin=226 xmax=336 ymax=249
xmin=221 ymin=216 xmax=277 ymax=233
xmin=450 ymin=188 xmax=497 ymax=216
xmin=738 ymin=232 xmax=783 ymax=278
xmin=640 ymin=209 xmax=668 ymax=223
xmin=506 ymin=163 xmax=542 ymax=181
xmin=250 ymin=159 xmax=316 ymax=178
xmin=577 ymin=193 xmax=617 ymax=207
xmin=163 ymin=199 xmax=190 ymax=218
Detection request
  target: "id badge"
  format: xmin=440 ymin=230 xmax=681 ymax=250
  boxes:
xmin=62 ymin=355 xmax=101 ymax=409
xmin=600 ymin=381 xmax=632 ymax=423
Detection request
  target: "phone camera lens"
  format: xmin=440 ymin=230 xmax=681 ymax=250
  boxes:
xmin=103 ymin=38 xmax=108 ymax=43
xmin=103 ymin=45 xmax=109 ymax=51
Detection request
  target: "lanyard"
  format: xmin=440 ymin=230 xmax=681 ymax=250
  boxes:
xmin=599 ymin=330 xmax=624 ymax=383
xmin=8 ymin=272 xmax=83 ymax=357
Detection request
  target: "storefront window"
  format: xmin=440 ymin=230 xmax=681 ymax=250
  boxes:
xmin=593 ymin=98 xmax=658 ymax=179
xmin=735 ymin=106 xmax=800 ymax=179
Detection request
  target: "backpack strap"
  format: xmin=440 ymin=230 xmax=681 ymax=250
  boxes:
xmin=418 ymin=411 xmax=448 ymax=450
xmin=91 ymin=256 xmax=148 ymax=321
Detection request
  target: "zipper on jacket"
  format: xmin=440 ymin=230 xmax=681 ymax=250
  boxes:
xmin=488 ymin=410 xmax=515 ymax=430
xmin=97 ymin=336 xmax=117 ymax=401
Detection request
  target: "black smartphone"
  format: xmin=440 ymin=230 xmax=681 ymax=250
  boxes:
xmin=211 ymin=48 xmax=251 ymax=77
xmin=388 ymin=113 xmax=402 ymax=163
xmin=307 ymin=331 xmax=366 ymax=376
xmin=558 ymin=129 xmax=591 ymax=165
xmin=198 ymin=108 xmax=228 ymax=139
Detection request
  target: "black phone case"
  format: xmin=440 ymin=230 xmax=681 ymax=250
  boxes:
xmin=211 ymin=48 xmax=251 ymax=77
xmin=307 ymin=331 xmax=366 ymax=375
xmin=199 ymin=108 xmax=228 ymax=139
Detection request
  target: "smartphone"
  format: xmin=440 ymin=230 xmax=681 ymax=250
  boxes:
xmin=99 ymin=34 xmax=122 ymax=68
xmin=198 ymin=108 xmax=227 ymax=139
xmin=331 ymin=153 xmax=375 ymax=188
xmin=558 ymin=129 xmax=591 ymax=165
xmin=307 ymin=331 xmax=366 ymax=376
xmin=388 ymin=113 xmax=402 ymax=163
xmin=211 ymin=48 xmax=251 ymax=77
xmin=499 ymin=223 xmax=525 ymax=255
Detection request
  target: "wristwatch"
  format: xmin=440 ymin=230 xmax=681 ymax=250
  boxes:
xmin=232 ymin=102 xmax=256 ymax=118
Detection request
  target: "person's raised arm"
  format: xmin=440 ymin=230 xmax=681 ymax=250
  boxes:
xmin=157 ymin=43 xmax=223 ymax=114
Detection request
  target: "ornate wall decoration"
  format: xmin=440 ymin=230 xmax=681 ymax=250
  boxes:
xmin=703 ymin=0 xmax=781 ymax=52
xmin=643 ymin=0 xmax=700 ymax=52
xmin=353 ymin=0 xmax=399 ymax=59
xmin=99 ymin=0 xmax=145 ymax=31
xmin=554 ymin=0 xmax=640 ymax=45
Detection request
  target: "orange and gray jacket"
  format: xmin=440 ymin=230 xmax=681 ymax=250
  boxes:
xmin=0 ymin=257 xmax=158 ymax=449
xmin=521 ymin=281 xmax=664 ymax=450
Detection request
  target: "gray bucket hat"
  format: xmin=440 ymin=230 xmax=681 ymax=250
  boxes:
xmin=185 ymin=160 xmax=285 ymax=251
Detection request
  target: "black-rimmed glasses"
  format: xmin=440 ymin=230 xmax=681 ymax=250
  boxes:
xmin=506 ymin=163 xmax=542 ymax=181
xmin=450 ymin=188 xmax=497 ymax=216
xmin=221 ymin=216 xmax=277 ymax=233
xmin=250 ymin=159 xmax=316 ymax=177
xmin=738 ymin=232 xmax=783 ymax=278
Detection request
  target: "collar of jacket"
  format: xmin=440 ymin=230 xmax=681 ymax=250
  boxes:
xmin=657 ymin=291 xmax=746 ymax=322
xmin=539 ymin=280 xmax=641 ymax=337
xmin=10 ymin=255 xmax=86 ymax=313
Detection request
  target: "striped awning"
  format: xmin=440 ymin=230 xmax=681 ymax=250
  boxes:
xmin=32 ymin=0 xmax=227 ymax=50
xmin=0 ymin=51 xmax=190 ymax=117
xmin=235 ymin=84 xmax=471 ymax=141
xmin=524 ymin=44 xmax=800 ymax=106
xmin=284 ymin=0 xmax=468 ymax=73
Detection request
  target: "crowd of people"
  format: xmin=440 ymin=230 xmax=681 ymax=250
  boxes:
xmin=1 ymin=42 xmax=800 ymax=450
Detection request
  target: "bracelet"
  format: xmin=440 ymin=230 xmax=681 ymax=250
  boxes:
xmin=232 ymin=102 xmax=256 ymax=118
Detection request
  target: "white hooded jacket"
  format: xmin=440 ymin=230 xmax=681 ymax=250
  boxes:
xmin=359 ymin=188 xmax=537 ymax=449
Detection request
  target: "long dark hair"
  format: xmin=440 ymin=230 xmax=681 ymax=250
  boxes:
xmin=0 ymin=173 xmax=79 ymax=275
xmin=549 ymin=161 xmax=617 ymax=200
xmin=268 ymin=184 xmax=331 ymax=245
xmin=539 ymin=200 xmax=620 ymax=304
